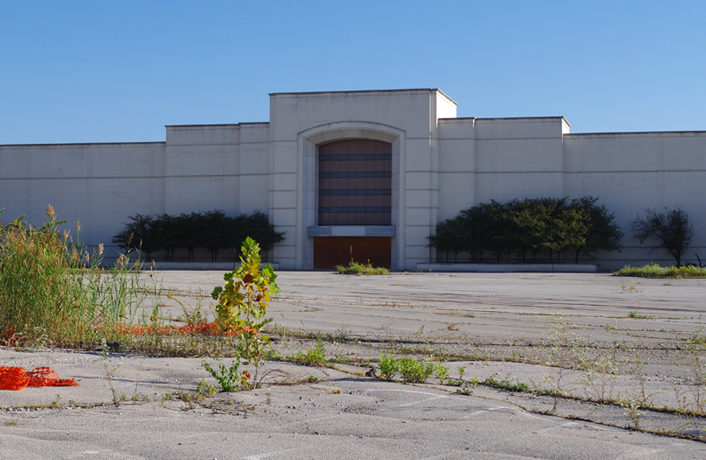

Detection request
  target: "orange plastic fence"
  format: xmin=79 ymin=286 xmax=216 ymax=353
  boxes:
xmin=0 ymin=366 xmax=78 ymax=391
xmin=116 ymin=322 xmax=253 ymax=337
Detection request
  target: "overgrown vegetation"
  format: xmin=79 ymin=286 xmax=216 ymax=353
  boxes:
xmin=614 ymin=264 xmax=706 ymax=278
xmin=112 ymin=210 xmax=283 ymax=261
xmin=429 ymin=196 xmax=622 ymax=263
xmin=633 ymin=208 xmax=693 ymax=266
xmin=0 ymin=207 xmax=153 ymax=347
xmin=336 ymin=259 xmax=389 ymax=275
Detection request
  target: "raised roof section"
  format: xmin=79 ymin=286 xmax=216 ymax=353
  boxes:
xmin=270 ymin=88 xmax=457 ymax=106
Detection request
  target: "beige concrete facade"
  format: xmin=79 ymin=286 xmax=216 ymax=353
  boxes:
xmin=1 ymin=89 xmax=704 ymax=269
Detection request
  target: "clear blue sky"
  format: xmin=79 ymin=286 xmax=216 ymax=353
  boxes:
xmin=2 ymin=1 xmax=705 ymax=144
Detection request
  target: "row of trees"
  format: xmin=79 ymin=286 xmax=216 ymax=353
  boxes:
xmin=429 ymin=197 xmax=623 ymax=263
xmin=112 ymin=211 xmax=284 ymax=262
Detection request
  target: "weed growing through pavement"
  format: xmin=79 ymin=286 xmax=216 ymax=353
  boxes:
xmin=397 ymin=357 xmax=433 ymax=383
xmin=100 ymin=338 xmax=123 ymax=406
xmin=621 ymin=398 xmax=642 ymax=429
xmin=202 ymin=358 xmax=250 ymax=392
xmin=379 ymin=352 xmax=399 ymax=381
xmin=683 ymin=332 xmax=706 ymax=413
xmin=205 ymin=237 xmax=279 ymax=390
xmin=375 ymin=353 xmax=449 ymax=384
xmin=543 ymin=316 xmax=589 ymax=413
xmin=485 ymin=374 xmax=531 ymax=392
xmin=433 ymin=362 xmax=450 ymax=382
xmin=290 ymin=338 xmax=327 ymax=366
xmin=196 ymin=379 xmax=218 ymax=397
xmin=576 ymin=343 xmax=623 ymax=403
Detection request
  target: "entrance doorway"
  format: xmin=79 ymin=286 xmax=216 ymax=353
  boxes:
xmin=313 ymin=236 xmax=391 ymax=268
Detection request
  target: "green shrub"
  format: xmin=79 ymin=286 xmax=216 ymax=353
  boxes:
xmin=336 ymin=260 xmax=389 ymax=275
xmin=112 ymin=210 xmax=284 ymax=262
xmin=429 ymin=196 xmax=622 ymax=264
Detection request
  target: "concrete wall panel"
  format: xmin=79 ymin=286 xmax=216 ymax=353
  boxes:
xmin=475 ymin=118 xmax=564 ymax=139
xmin=166 ymin=125 xmax=240 ymax=145
xmin=270 ymin=173 xmax=297 ymax=191
xmin=270 ymin=90 xmax=437 ymax=141
xmin=405 ymin=172 xmax=433 ymax=190
xmin=476 ymin=139 xmax=563 ymax=172
xmin=405 ymin=208 xmax=432 ymax=227
xmin=438 ymin=118 xmax=474 ymax=139
xmin=438 ymin=139 xmax=474 ymax=172
xmin=474 ymin=172 xmax=564 ymax=203
xmin=166 ymin=144 xmax=237 ymax=176
xmin=438 ymin=173 xmax=474 ymax=220
xmin=564 ymin=135 xmax=660 ymax=172
xmin=406 ymin=190 xmax=433 ymax=208
xmin=240 ymin=144 xmax=268 ymax=174
xmin=238 ymin=175 xmax=268 ymax=212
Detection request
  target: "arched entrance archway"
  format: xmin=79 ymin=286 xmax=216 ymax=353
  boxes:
xmin=314 ymin=139 xmax=391 ymax=268
xmin=297 ymin=122 xmax=405 ymax=270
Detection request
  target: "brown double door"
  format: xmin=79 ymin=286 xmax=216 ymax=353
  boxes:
xmin=313 ymin=237 xmax=391 ymax=269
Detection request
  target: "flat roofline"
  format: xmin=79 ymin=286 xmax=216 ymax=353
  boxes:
xmin=441 ymin=116 xmax=570 ymax=126
xmin=476 ymin=116 xmax=568 ymax=123
xmin=165 ymin=122 xmax=268 ymax=128
xmin=566 ymin=129 xmax=706 ymax=136
xmin=270 ymin=88 xmax=457 ymax=105
xmin=0 ymin=141 xmax=165 ymax=147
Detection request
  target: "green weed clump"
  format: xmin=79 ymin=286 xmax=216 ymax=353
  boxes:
xmin=379 ymin=353 xmax=399 ymax=380
xmin=336 ymin=260 xmax=389 ymax=275
xmin=0 ymin=207 xmax=152 ymax=347
xmin=397 ymin=357 xmax=434 ymax=383
xmin=376 ymin=353 xmax=443 ymax=384
xmin=614 ymin=264 xmax=706 ymax=278
xmin=484 ymin=375 xmax=531 ymax=392
xmin=291 ymin=338 xmax=327 ymax=366
xmin=202 ymin=358 xmax=250 ymax=392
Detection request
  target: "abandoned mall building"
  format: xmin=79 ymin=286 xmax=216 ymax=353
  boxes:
xmin=1 ymin=89 xmax=704 ymax=270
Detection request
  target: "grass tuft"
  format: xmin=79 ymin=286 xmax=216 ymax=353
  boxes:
xmin=614 ymin=264 xmax=706 ymax=278
xmin=336 ymin=260 xmax=389 ymax=275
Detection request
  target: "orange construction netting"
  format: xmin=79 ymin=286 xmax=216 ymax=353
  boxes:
xmin=116 ymin=322 xmax=256 ymax=337
xmin=0 ymin=366 xmax=78 ymax=391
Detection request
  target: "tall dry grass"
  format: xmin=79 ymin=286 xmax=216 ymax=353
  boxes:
xmin=0 ymin=206 xmax=154 ymax=347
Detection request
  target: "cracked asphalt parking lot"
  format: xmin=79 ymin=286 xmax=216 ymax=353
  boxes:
xmin=1 ymin=271 xmax=705 ymax=459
